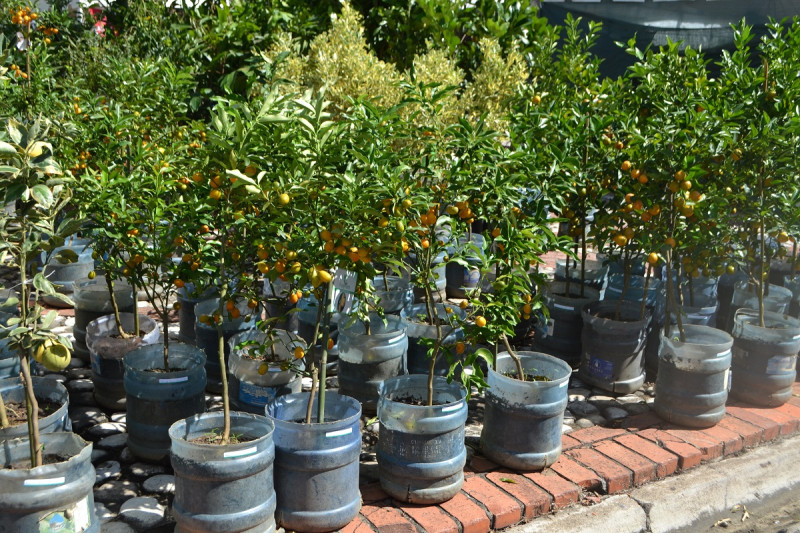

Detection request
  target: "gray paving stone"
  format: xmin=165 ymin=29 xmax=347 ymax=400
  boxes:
xmin=94 ymin=502 xmax=116 ymax=523
xmin=575 ymin=418 xmax=595 ymax=428
xmin=569 ymin=401 xmax=599 ymax=418
xmin=616 ymin=394 xmax=644 ymax=404
xmin=66 ymin=378 xmax=94 ymax=393
xmin=96 ymin=432 xmax=128 ymax=451
xmin=119 ymin=497 xmax=165 ymax=530
xmin=101 ymin=522 xmax=136 ymax=533
xmin=95 ymin=460 xmax=122 ymax=485
xmin=91 ymin=448 xmax=110 ymax=464
xmin=603 ymin=407 xmax=630 ymax=421
xmin=143 ymin=474 xmax=175 ymax=495
xmin=86 ymin=422 xmax=126 ymax=440
xmin=130 ymin=462 xmax=167 ymax=478
xmin=69 ymin=406 xmax=108 ymax=432
xmin=94 ymin=480 xmax=139 ymax=505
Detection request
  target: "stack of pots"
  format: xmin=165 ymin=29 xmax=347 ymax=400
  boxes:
xmin=72 ymin=277 xmax=135 ymax=362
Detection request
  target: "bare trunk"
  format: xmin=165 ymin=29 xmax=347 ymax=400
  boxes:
xmin=501 ymin=334 xmax=525 ymax=381
xmin=20 ymin=353 xmax=41 ymax=467
xmin=105 ymin=271 xmax=130 ymax=338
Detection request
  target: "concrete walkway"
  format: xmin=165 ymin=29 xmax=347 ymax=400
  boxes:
xmin=344 ymin=382 xmax=800 ymax=533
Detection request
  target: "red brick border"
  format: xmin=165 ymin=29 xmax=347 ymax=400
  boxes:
xmin=337 ymin=388 xmax=800 ymax=533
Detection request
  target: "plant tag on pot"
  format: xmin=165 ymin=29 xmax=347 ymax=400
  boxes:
xmin=24 ymin=477 xmax=65 ymax=486
xmin=159 ymin=376 xmax=188 ymax=384
xmin=326 ymin=427 xmax=352 ymax=438
xmin=766 ymin=355 xmax=796 ymax=375
xmin=224 ymin=446 xmax=258 ymax=459
xmin=587 ymin=356 xmax=613 ymax=380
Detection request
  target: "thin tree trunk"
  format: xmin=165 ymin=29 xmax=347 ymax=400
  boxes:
xmin=105 ymin=271 xmax=129 ymax=338
xmin=501 ymin=334 xmax=525 ymax=381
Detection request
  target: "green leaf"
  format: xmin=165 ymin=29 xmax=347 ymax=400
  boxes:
xmin=499 ymin=477 xmax=518 ymax=484
xmin=0 ymin=141 xmax=16 ymax=156
xmin=31 ymin=184 xmax=54 ymax=208
xmin=34 ymin=272 xmax=57 ymax=295
xmin=43 ymin=291 xmax=74 ymax=307
xmin=0 ymin=165 xmax=19 ymax=175
xmin=40 ymin=309 xmax=57 ymax=329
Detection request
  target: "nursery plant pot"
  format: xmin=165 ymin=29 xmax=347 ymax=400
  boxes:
xmin=445 ymin=233 xmax=484 ymax=298
xmin=0 ymin=377 xmax=71 ymax=441
xmin=555 ymin=258 xmax=609 ymax=291
xmin=654 ymin=325 xmax=733 ymax=428
xmin=579 ymin=300 xmax=650 ymax=394
xmin=177 ymin=283 xmax=218 ymax=345
xmin=86 ymin=312 xmax=160 ymax=411
xmin=124 ymin=343 xmax=207 ymax=462
xmin=404 ymin=303 xmax=466 ymax=376
xmin=784 ymin=274 xmax=800 ymax=318
xmin=730 ymin=309 xmax=800 ymax=407
xmin=369 ymin=275 xmax=413 ymax=315
xmin=727 ymin=281 xmax=793 ymax=331
xmin=408 ymin=250 xmax=448 ymax=302
xmin=533 ymin=281 xmax=600 ymax=365
xmin=228 ymin=329 xmax=305 ymax=414
xmin=602 ymin=273 xmax=665 ymax=378
xmin=376 ymin=374 xmax=468 ymax=504
xmin=338 ymin=314 xmax=408 ymax=413
xmin=72 ymin=277 xmax=135 ymax=362
xmin=195 ymin=298 xmax=258 ymax=394
xmin=265 ymin=392 xmax=362 ymax=533
xmin=716 ymin=270 xmax=748 ymax=332
xmin=262 ymin=277 xmax=298 ymax=333
xmin=0 ymin=432 xmax=98 ymax=532
xmin=481 ymin=351 xmax=571 ymax=470
xmin=169 ymin=411 xmax=277 ymax=533
xmin=40 ymin=237 xmax=94 ymax=307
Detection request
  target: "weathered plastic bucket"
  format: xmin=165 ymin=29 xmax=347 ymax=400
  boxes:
xmin=124 ymin=343 xmax=207 ymax=462
xmin=369 ymin=275 xmax=413 ymax=315
xmin=195 ymin=298 xmax=258 ymax=394
xmin=603 ymin=273 xmax=665 ymax=377
xmin=170 ymin=411 xmax=277 ymax=533
xmin=72 ymin=277 xmax=135 ymax=362
xmin=0 ymin=432 xmax=98 ymax=532
xmin=445 ymin=233 xmax=484 ymax=298
xmin=579 ymin=300 xmax=650 ymax=394
xmin=784 ymin=275 xmax=800 ymax=318
xmin=266 ymin=392 xmax=362 ymax=533
xmin=769 ymin=259 xmax=793 ymax=287
xmin=730 ymin=309 xmax=800 ymax=407
xmin=338 ymin=314 xmax=408 ymax=413
xmin=0 ymin=377 xmax=71 ymax=440
xmin=262 ymin=277 xmax=298 ymax=333
xmin=177 ymin=283 xmax=218 ymax=345
xmin=86 ymin=313 xmax=160 ymax=411
xmin=481 ymin=352 xmax=571 ymax=470
xmin=533 ymin=282 xmax=600 ymax=365
xmin=728 ymin=282 xmax=793 ymax=331
xmin=404 ymin=303 xmax=465 ymax=376
xmin=0 ymin=338 xmax=20 ymax=379
xmin=654 ymin=325 xmax=733 ymax=428
xmin=228 ymin=329 xmax=305 ymax=414
xmin=40 ymin=238 xmax=94 ymax=307
xmin=377 ymin=375 xmax=467 ymax=504
xmin=717 ymin=270 xmax=748 ymax=332
xmin=555 ymin=258 xmax=608 ymax=291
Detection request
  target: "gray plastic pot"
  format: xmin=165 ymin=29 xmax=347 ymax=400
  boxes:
xmin=784 ymin=275 xmax=800 ymax=318
xmin=0 ymin=432 xmax=98 ymax=532
xmin=86 ymin=313 xmax=160 ymax=411
xmin=123 ymin=343 xmax=207 ymax=462
xmin=228 ymin=329 xmax=305 ymax=414
xmin=727 ymin=282 xmax=793 ymax=331
xmin=194 ymin=298 xmax=258 ymax=394
xmin=445 ymin=233 xmax=484 ymax=299
xmin=377 ymin=374 xmax=468 ymax=504
xmin=0 ymin=377 xmax=71 ymax=441
xmin=338 ymin=314 xmax=408 ymax=413
xmin=654 ymin=325 xmax=733 ymax=428
xmin=730 ymin=309 xmax=800 ymax=407
xmin=177 ymin=283 xmax=218 ymax=345
xmin=555 ymin=258 xmax=609 ymax=291
xmin=533 ymin=281 xmax=600 ymax=365
xmin=369 ymin=275 xmax=413 ymax=315
xmin=579 ymin=300 xmax=650 ymax=394
xmin=72 ymin=277 xmax=135 ymax=362
xmin=265 ymin=392 xmax=362 ymax=533
xmin=404 ymin=303 xmax=466 ymax=376
xmin=481 ymin=352 xmax=571 ymax=471
xmin=170 ymin=411 xmax=277 ymax=533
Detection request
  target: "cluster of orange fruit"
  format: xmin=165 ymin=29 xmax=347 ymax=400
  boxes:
xmin=319 ymin=229 xmax=372 ymax=264
xmin=10 ymin=5 xmax=36 ymax=25
xmin=7 ymin=64 xmax=27 ymax=79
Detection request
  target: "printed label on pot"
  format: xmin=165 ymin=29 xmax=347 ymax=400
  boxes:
xmin=546 ymin=318 xmax=555 ymax=337
xmin=25 ymin=477 xmax=65 ymax=486
xmin=38 ymin=495 xmax=91 ymax=532
xmin=159 ymin=376 xmax=188 ymax=384
xmin=326 ymin=427 xmax=353 ymax=438
xmin=89 ymin=350 xmax=101 ymax=375
xmin=239 ymin=381 xmax=276 ymax=407
xmin=441 ymin=401 xmax=463 ymax=413
xmin=723 ymin=368 xmax=730 ymax=391
xmin=587 ymin=355 xmax=613 ymax=380
xmin=766 ymin=355 xmax=796 ymax=375
xmin=553 ymin=303 xmax=575 ymax=311
xmin=224 ymin=446 xmax=258 ymax=459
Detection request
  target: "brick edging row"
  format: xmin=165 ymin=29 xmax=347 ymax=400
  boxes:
xmin=341 ymin=382 xmax=800 ymax=533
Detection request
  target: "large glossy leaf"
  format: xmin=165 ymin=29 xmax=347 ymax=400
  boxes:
xmin=0 ymin=141 xmax=16 ymax=156
xmin=33 ymin=272 xmax=57 ymax=295
xmin=31 ymin=184 xmax=53 ymax=208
